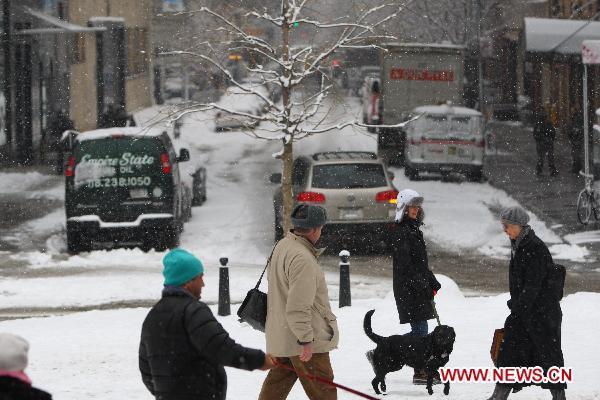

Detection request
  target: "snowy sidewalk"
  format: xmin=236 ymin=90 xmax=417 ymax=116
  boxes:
xmin=0 ymin=275 xmax=598 ymax=400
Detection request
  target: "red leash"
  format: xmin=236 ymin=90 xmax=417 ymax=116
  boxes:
xmin=273 ymin=359 xmax=380 ymax=400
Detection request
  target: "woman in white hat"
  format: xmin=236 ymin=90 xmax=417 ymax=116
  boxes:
xmin=390 ymin=189 xmax=441 ymax=384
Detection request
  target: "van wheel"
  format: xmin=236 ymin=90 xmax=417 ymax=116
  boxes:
xmin=274 ymin=206 xmax=284 ymax=242
xmin=156 ymin=227 xmax=180 ymax=251
xmin=468 ymin=167 xmax=483 ymax=182
xmin=404 ymin=166 xmax=418 ymax=181
xmin=67 ymin=230 xmax=90 ymax=254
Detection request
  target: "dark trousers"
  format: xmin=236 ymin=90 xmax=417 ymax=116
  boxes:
xmin=408 ymin=320 xmax=428 ymax=336
xmin=536 ymin=140 xmax=557 ymax=173
xmin=258 ymin=353 xmax=337 ymax=400
xmin=569 ymin=136 xmax=584 ymax=173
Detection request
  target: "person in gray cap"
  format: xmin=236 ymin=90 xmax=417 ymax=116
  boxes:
xmin=259 ymin=204 xmax=339 ymax=400
xmin=487 ymin=206 xmax=566 ymax=400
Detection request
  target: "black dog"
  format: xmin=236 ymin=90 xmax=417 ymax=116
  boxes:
xmin=364 ymin=310 xmax=456 ymax=396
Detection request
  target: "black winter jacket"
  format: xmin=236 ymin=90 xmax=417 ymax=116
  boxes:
xmin=533 ymin=117 xmax=556 ymax=143
xmin=496 ymin=229 xmax=565 ymax=390
xmin=0 ymin=377 xmax=52 ymax=400
xmin=390 ymin=218 xmax=441 ymax=324
xmin=139 ymin=288 xmax=265 ymax=400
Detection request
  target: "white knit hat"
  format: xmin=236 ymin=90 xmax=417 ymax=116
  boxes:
xmin=0 ymin=333 xmax=29 ymax=371
xmin=395 ymin=189 xmax=424 ymax=222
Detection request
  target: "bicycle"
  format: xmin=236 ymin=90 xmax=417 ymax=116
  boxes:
xmin=576 ymin=171 xmax=600 ymax=225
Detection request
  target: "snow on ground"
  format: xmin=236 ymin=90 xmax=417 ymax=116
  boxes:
xmin=1 ymin=96 xmax=598 ymax=399
xmin=0 ymin=171 xmax=54 ymax=193
xmin=4 ymin=96 xmax=591 ymax=275
xmin=0 ymin=275 xmax=597 ymax=400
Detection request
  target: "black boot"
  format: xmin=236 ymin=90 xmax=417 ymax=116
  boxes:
xmin=487 ymin=384 xmax=511 ymax=400
xmin=550 ymin=389 xmax=566 ymax=400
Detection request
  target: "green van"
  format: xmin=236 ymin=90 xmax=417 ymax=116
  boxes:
xmin=64 ymin=128 xmax=192 ymax=253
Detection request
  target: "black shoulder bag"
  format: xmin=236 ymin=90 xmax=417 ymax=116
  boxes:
xmin=237 ymin=244 xmax=277 ymax=332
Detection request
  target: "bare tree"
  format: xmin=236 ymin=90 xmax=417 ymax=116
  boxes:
xmin=167 ymin=0 xmax=413 ymax=233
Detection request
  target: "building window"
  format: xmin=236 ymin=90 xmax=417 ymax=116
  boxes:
xmin=126 ymin=28 xmax=149 ymax=77
xmin=73 ymin=33 xmax=85 ymax=64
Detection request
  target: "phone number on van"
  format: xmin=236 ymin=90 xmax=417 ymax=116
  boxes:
xmin=86 ymin=176 xmax=152 ymax=188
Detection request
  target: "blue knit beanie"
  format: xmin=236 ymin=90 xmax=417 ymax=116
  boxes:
xmin=162 ymin=248 xmax=204 ymax=286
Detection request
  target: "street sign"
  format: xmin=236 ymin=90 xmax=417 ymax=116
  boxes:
xmin=582 ymin=40 xmax=600 ymax=64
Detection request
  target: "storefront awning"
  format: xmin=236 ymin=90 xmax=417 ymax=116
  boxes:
xmin=525 ymin=17 xmax=600 ymax=55
xmin=15 ymin=6 xmax=106 ymax=35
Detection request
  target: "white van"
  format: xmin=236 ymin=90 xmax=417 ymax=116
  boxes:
xmin=404 ymin=104 xmax=484 ymax=182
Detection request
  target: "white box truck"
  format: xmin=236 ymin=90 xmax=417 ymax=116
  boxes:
xmin=378 ymin=43 xmax=465 ymax=164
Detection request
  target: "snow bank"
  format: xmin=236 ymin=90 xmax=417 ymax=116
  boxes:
xmin=0 ymin=171 xmax=53 ymax=193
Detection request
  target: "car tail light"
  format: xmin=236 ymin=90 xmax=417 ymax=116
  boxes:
xmin=376 ymin=190 xmax=398 ymax=204
xmin=160 ymin=152 xmax=172 ymax=174
xmin=65 ymin=156 xmax=76 ymax=177
xmin=297 ymin=191 xmax=326 ymax=203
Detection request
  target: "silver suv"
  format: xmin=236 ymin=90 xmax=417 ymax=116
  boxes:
xmin=272 ymin=152 xmax=398 ymax=251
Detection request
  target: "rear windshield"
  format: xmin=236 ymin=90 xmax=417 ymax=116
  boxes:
xmin=413 ymin=115 xmax=481 ymax=137
xmin=311 ymin=163 xmax=387 ymax=189
xmin=73 ymin=137 xmax=165 ymax=189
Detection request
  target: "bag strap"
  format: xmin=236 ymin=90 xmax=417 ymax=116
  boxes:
xmin=255 ymin=242 xmax=278 ymax=289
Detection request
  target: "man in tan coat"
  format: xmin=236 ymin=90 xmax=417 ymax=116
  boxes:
xmin=258 ymin=204 xmax=339 ymax=400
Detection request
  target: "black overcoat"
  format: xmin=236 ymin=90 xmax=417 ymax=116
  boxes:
xmin=496 ymin=229 xmax=565 ymax=390
xmin=139 ymin=288 xmax=265 ymax=400
xmin=390 ymin=218 xmax=441 ymax=324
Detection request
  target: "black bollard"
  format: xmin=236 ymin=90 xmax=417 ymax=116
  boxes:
xmin=218 ymin=257 xmax=230 ymax=316
xmin=339 ymin=250 xmax=351 ymax=307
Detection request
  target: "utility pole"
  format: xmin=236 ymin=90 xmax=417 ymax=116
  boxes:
xmin=2 ymin=0 xmax=12 ymax=162
xmin=476 ymin=0 xmax=484 ymax=114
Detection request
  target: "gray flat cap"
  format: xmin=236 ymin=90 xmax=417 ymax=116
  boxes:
xmin=291 ymin=204 xmax=327 ymax=229
xmin=500 ymin=206 xmax=530 ymax=226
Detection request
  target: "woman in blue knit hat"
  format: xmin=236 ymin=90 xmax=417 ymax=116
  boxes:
xmin=139 ymin=248 xmax=275 ymax=400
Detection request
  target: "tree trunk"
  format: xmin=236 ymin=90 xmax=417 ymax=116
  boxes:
xmin=280 ymin=1 xmax=294 ymax=234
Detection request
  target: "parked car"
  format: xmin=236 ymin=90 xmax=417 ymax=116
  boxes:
xmin=64 ymin=128 xmax=192 ymax=253
xmin=404 ymin=104 xmax=485 ymax=182
xmin=214 ymin=82 xmax=268 ymax=131
xmin=271 ymin=151 xmax=398 ymax=252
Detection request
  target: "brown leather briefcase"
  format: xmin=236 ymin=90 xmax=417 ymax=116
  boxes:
xmin=490 ymin=328 xmax=505 ymax=366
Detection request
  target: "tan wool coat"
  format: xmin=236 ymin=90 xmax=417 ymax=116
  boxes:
xmin=265 ymin=232 xmax=339 ymax=357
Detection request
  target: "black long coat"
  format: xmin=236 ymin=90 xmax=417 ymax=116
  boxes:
xmin=533 ymin=116 xmax=556 ymax=144
xmin=390 ymin=218 xmax=441 ymax=324
xmin=139 ymin=288 xmax=265 ymax=400
xmin=496 ymin=229 xmax=565 ymax=390
xmin=0 ymin=377 xmax=52 ymax=400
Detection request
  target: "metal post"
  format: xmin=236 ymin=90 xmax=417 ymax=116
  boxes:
xmin=583 ymin=64 xmax=590 ymax=176
xmin=339 ymin=250 xmax=351 ymax=308
xmin=476 ymin=0 xmax=484 ymax=114
xmin=218 ymin=257 xmax=230 ymax=316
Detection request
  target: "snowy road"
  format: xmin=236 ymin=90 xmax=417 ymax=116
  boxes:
xmin=1 ymin=97 xmax=599 ymax=318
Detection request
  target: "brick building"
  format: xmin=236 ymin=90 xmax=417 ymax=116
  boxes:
xmin=1 ymin=0 xmax=154 ymax=165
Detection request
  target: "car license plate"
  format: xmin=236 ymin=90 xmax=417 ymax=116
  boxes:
xmin=339 ymin=208 xmax=363 ymax=220
xmin=130 ymin=188 xmax=148 ymax=199
xmin=447 ymin=146 xmax=457 ymax=155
